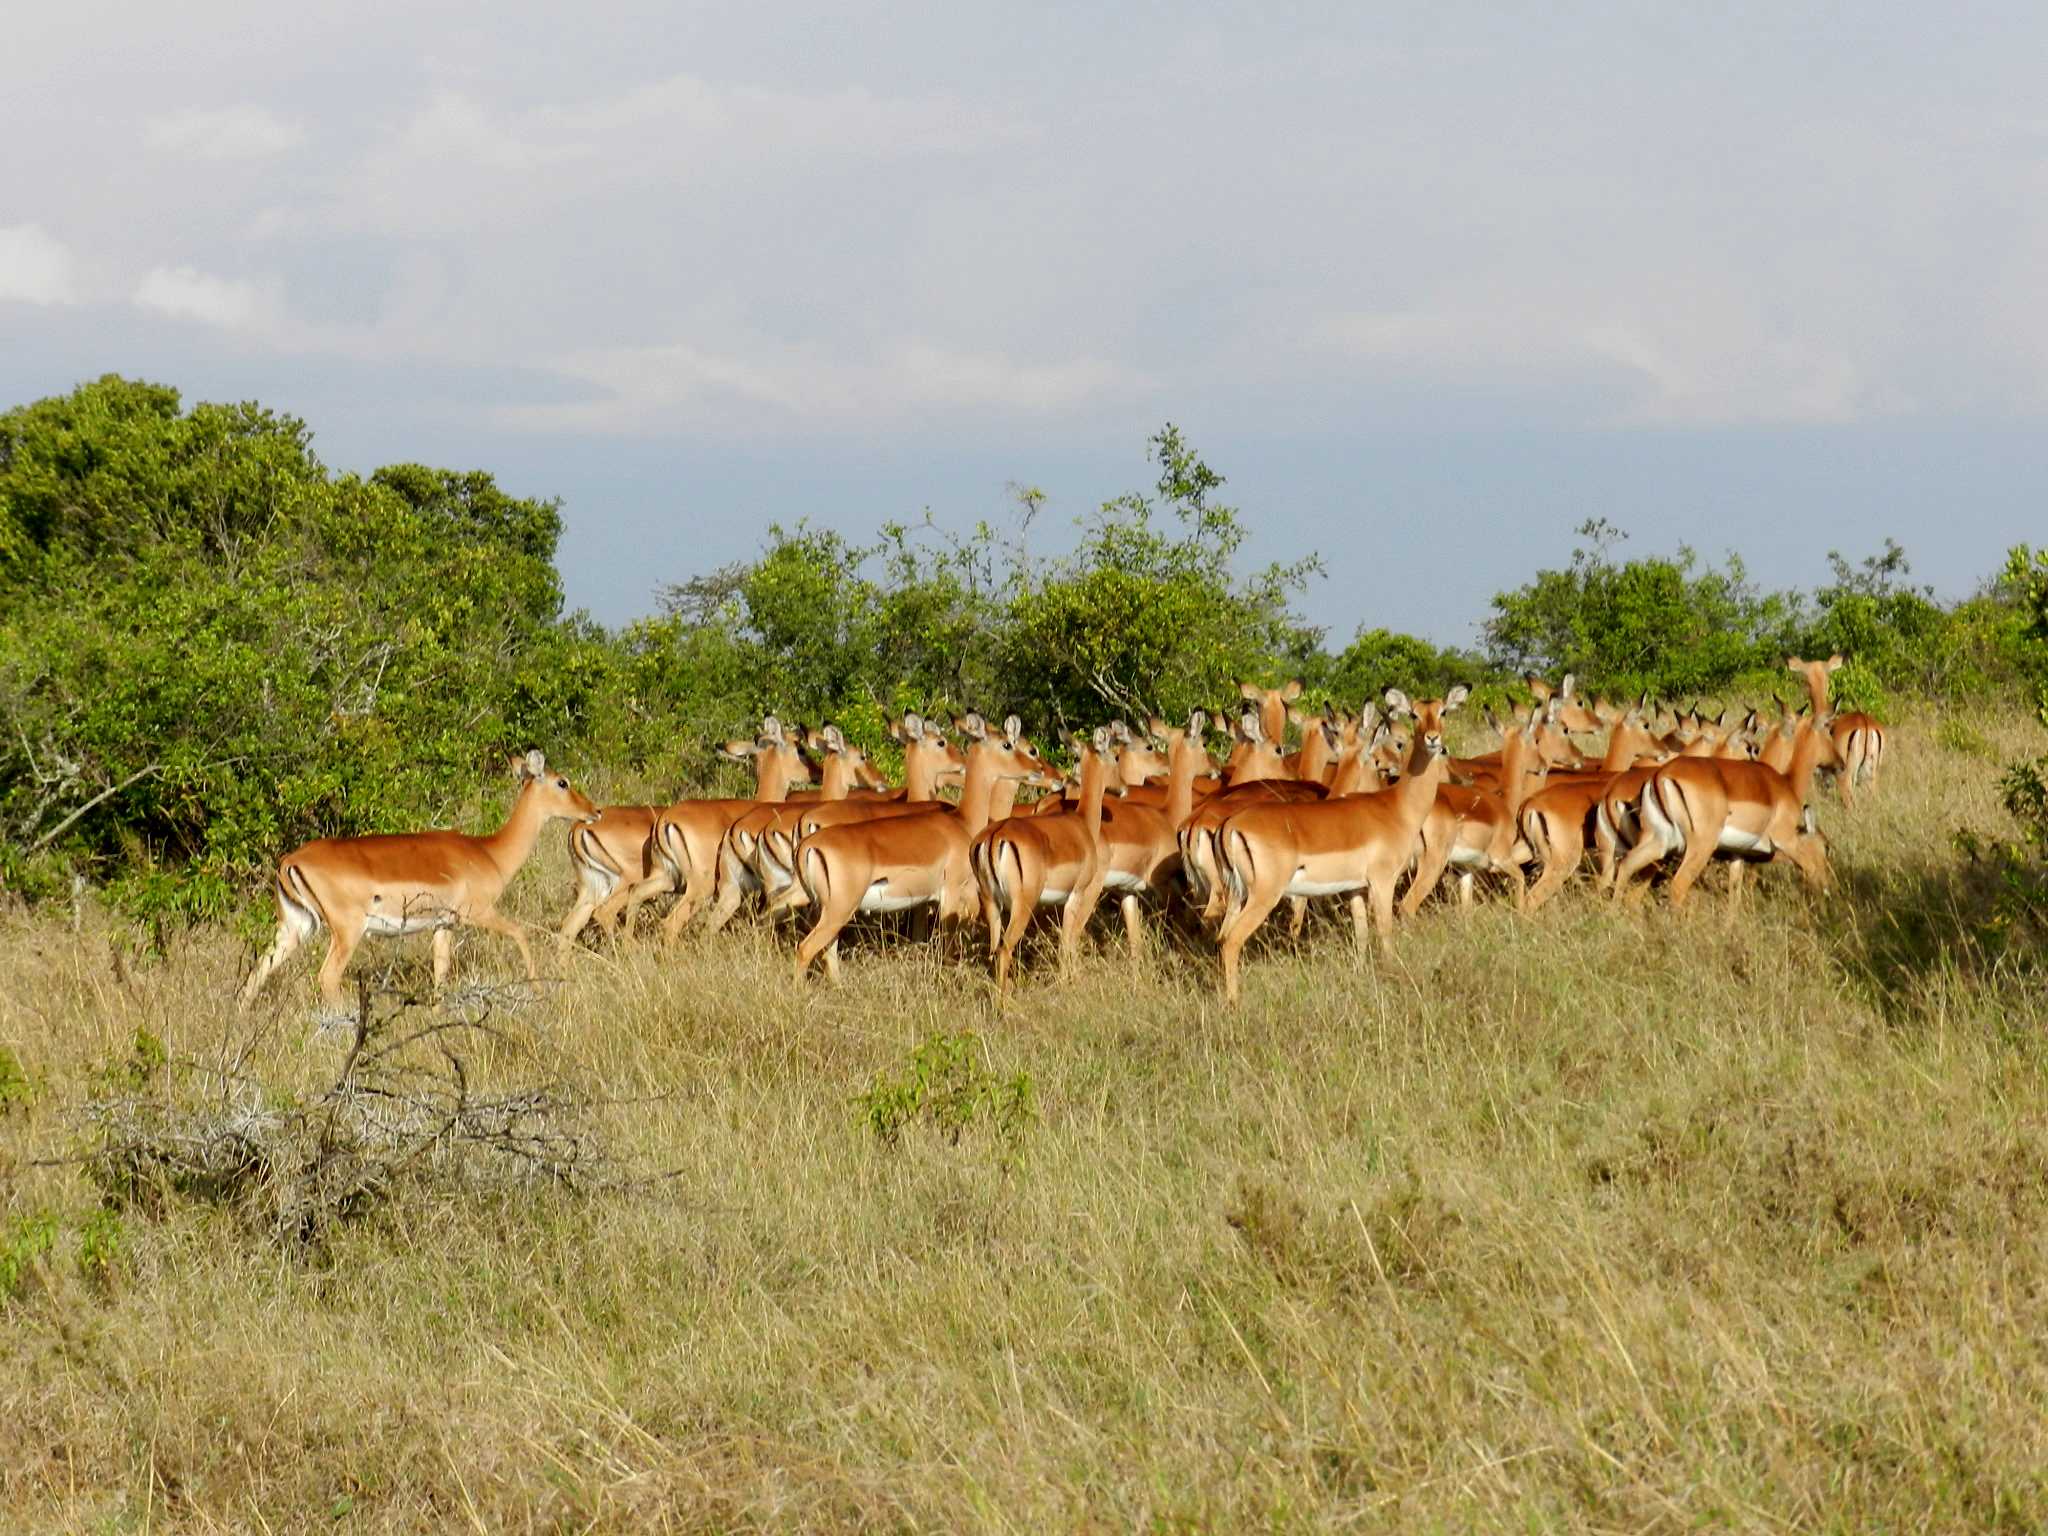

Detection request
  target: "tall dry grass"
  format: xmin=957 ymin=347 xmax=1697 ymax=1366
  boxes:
xmin=3 ymin=704 xmax=2046 ymax=1532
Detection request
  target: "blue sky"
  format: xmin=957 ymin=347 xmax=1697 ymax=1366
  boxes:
xmin=4 ymin=1 xmax=2043 ymax=646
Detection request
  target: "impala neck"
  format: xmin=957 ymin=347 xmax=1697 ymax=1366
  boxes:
xmin=954 ymin=743 xmax=1015 ymax=836
xmin=1600 ymin=723 xmax=1650 ymax=773
xmin=1800 ymin=669 xmax=1830 ymax=717
xmin=1294 ymin=720 xmax=1332 ymax=783
xmin=1500 ymin=729 xmax=1543 ymax=816
xmin=818 ymin=752 xmax=856 ymax=801
xmin=987 ymin=777 xmax=1022 ymax=823
xmin=482 ymin=776 xmax=551 ymax=876
xmin=897 ymin=744 xmax=940 ymax=801
xmin=1328 ymin=736 xmax=1376 ymax=796
xmin=754 ymin=751 xmax=801 ymax=803
xmin=1787 ymin=718 xmax=1830 ymax=801
xmin=1393 ymin=746 xmax=1449 ymax=827
xmin=1075 ymin=748 xmax=1110 ymax=836
xmin=1165 ymin=736 xmax=1203 ymax=829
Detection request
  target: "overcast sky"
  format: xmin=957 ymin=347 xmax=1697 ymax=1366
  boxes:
xmin=5 ymin=1 xmax=2045 ymax=647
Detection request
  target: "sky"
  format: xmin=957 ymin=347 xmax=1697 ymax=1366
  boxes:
xmin=5 ymin=0 xmax=2046 ymax=650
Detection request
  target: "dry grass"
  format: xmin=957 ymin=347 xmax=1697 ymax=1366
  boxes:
xmin=4 ymin=705 xmax=2047 ymax=1532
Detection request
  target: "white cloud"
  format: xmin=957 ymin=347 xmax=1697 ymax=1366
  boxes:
xmin=0 ymin=223 xmax=79 ymax=306
xmin=503 ymin=337 xmax=1149 ymax=434
xmin=145 ymin=105 xmax=303 ymax=161
xmin=132 ymin=265 xmax=275 ymax=331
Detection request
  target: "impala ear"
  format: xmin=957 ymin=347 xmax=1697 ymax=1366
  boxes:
xmin=1826 ymin=654 xmax=1844 ymax=671
xmin=1092 ymin=726 xmax=1111 ymax=754
xmin=1785 ymin=656 xmax=1806 ymax=671
xmin=1002 ymin=713 xmax=1023 ymax=745
xmin=824 ymin=724 xmax=845 ymax=752
xmin=1286 ymin=706 xmax=1304 ymax=726
xmin=1110 ymin=719 xmax=1132 ymax=743
xmin=1444 ymin=684 xmax=1470 ymax=711
xmin=1147 ymin=715 xmax=1170 ymax=740
xmin=957 ymin=712 xmax=986 ymax=741
xmin=1240 ymin=706 xmax=1264 ymax=742
xmin=760 ymin=716 xmax=785 ymax=746
xmin=1280 ymin=679 xmax=1303 ymax=702
xmin=1383 ymin=688 xmax=1412 ymax=717
xmin=1357 ymin=703 xmax=1380 ymax=733
xmin=1237 ymin=680 xmax=1262 ymax=702
xmin=1561 ymin=673 xmax=1577 ymax=698
xmin=522 ymin=748 xmax=546 ymax=779
xmin=1187 ymin=708 xmax=1208 ymax=737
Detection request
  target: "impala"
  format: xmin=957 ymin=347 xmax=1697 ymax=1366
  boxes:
xmin=1211 ymin=687 xmax=1465 ymax=1003
xmin=1179 ymin=705 xmax=1329 ymax=925
xmin=1787 ymin=654 xmax=1885 ymax=806
xmin=591 ymin=717 xmax=816 ymax=941
xmin=1607 ymin=716 xmax=1838 ymax=905
xmin=1084 ymin=712 xmax=1220 ymax=959
xmin=240 ymin=750 xmax=599 ymax=1013
xmin=790 ymin=713 xmax=1057 ymax=981
xmin=1403 ymin=703 xmax=1548 ymax=915
xmin=1516 ymin=700 xmax=1664 ymax=913
xmin=697 ymin=723 xmax=891 ymax=936
xmin=1593 ymin=707 xmax=1754 ymax=894
xmin=974 ymin=727 xmax=1117 ymax=993
xmin=758 ymin=713 xmax=967 ymax=919
xmin=1526 ymin=673 xmax=1602 ymax=736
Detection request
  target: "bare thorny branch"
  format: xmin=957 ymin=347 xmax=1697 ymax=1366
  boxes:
xmin=69 ymin=983 xmax=620 ymax=1250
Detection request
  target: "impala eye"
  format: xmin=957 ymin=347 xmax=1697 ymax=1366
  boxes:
xmin=556 ymin=778 xmax=568 ymax=789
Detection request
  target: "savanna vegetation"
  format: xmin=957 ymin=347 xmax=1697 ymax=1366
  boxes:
xmin=4 ymin=375 xmax=2048 ymax=1530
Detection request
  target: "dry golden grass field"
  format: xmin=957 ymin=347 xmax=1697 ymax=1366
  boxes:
xmin=4 ymin=706 xmax=2048 ymax=1532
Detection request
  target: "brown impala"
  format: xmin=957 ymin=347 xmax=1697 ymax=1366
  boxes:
xmin=240 ymin=750 xmax=598 ymax=1012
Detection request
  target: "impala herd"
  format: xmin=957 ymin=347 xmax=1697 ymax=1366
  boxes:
xmin=239 ymin=655 xmax=1888 ymax=1012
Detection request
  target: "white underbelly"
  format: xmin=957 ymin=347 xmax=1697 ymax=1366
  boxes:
xmin=363 ymin=909 xmax=456 ymax=937
xmin=1717 ymin=827 xmax=1771 ymax=854
xmin=1286 ymin=874 xmax=1362 ymax=898
xmin=1448 ymin=846 xmax=1489 ymax=870
xmin=1102 ymin=870 xmax=1149 ymax=892
xmin=861 ymin=881 xmax=934 ymax=914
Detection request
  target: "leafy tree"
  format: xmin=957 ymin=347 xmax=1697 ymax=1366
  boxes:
xmin=1483 ymin=519 xmax=1805 ymax=701
xmin=0 ymin=377 xmax=592 ymax=922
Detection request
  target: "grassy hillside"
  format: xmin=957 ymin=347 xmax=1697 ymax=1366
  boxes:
xmin=3 ymin=706 xmax=2046 ymax=1531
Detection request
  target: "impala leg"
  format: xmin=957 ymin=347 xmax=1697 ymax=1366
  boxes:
xmin=659 ymin=868 xmax=707 ymax=945
xmin=432 ymin=928 xmax=454 ymax=988
xmin=605 ymin=869 xmax=670 ymax=937
xmin=557 ymin=893 xmax=599 ymax=944
xmin=1060 ymin=876 xmax=1108 ymax=979
xmin=1120 ymin=894 xmax=1145 ymax=965
xmin=240 ymin=909 xmax=312 ymax=1008
xmin=1611 ymin=834 xmax=1668 ymax=900
xmin=793 ymin=860 xmax=859 ymax=983
xmin=1347 ymin=892 xmax=1370 ymax=955
xmin=700 ymin=843 xmax=754 ymax=936
xmin=1285 ymin=895 xmax=1308 ymax=941
xmin=1400 ymin=820 xmax=1455 ymax=919
xmin=1503 ymin=860 xmax=1527 ymax=913
xmin=1368 ymin=875 xmax=1399 ymax=955
xmin=1725 ymin=857 xmax=1748 ymax=908
xmin=1523 ymin=815 xmax=1582 ymax=914
xmin=1457 ymin=871 xmax=1475 ymax=909
xmin=470 ymin=907 xmax=538 ymax=982
xmin=314 ymin=918 xmax=367 ymax=1012
xmin=1593 ymin=809 xmax=1621 ymax=892
xmin=1215 ymin=876 xmax=1287 ymax=1005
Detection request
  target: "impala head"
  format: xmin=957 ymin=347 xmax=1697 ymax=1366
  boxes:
xmin=1112 ymin=719 xmax=1170 ymax=785
xmin=717 ymin=714 xmax=818 ymax=790
xmin=1231 ymin=703 xmax=1289 ymax=778
xmin=956 ymin=711 xmax=1062 ymax=789
xmin=511 ymin=749 xmax=600 ymax=824
xmin=818 ymin=723 xmax=891 ymax=790
xmin=891 ymin=710 xmax=961 ymax=786
xmin=1237 ymin=678 xmax=1303 ymax=744
xmin=1387 ymin=685 xmax=1467 ymax=768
